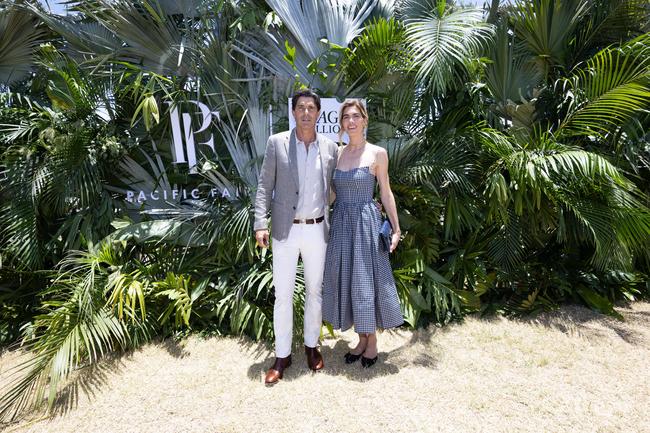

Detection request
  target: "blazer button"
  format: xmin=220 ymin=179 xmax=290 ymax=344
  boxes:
xmin=295 ymin=191 xmax=298 ymax=195
xmin=292 ymin=206 xmax=296 ymax=210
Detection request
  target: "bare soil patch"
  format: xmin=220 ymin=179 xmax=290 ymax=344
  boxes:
xmin=2 ymin=302 xmax=649 ymax=433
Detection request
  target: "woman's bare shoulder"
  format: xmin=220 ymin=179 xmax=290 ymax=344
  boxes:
xmin=367 ymin=143 xmax=387 ymax=159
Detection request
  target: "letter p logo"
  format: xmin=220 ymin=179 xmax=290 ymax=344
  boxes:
xmin=169 ymin=101 xmax=217 ymax=174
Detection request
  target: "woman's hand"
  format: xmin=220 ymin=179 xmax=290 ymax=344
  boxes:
xmin=390 ymin=232 xmax=400 ymax=253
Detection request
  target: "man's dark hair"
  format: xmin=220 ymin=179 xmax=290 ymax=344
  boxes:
xmin=291 ymin=89 xmax=321 ymax=111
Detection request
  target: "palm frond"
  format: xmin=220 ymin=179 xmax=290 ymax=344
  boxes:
xmin=0 ymin=197 xmax=42 ymax=270
xmin=57 ymin=0 xmax=200 ymax=76
xmin=155 ymin=273 xmax=207 ymax=328
xmin=198 ymin=36 xmax=271 ymax=189
xmin=573 ymin=0 xmax=649 ymax=61
xmin=209 ymin=258 xmax=276 ymax=340
xmin=0 ymin=245 xmax=135 ymax=420
xmin=0 ymin=7 xmax=45 ymax=86
xmin=267 ymin=0 xmax=376 ymax=57
xmin=0 ymin=93 xmax=57 ymax=143
xmin=107 ymin=220 xmax=208 ymax=248
xmin=486 ymin=210 xmax=526 ymax=270
xmin=208 ymin=66 xmax=270 ymax=190
xmin=477 ymin=126 xmax=650 ymax=270
xmin=363 ymin=0 xmax=397 ymax=22
xmin=511 ymin=0 xmax=589 ymax=75
xmin=485 ymin=21 xmax=542 ymax=109
xmin=235 ymin=0 xmax=377 ymax=92
xmin=560 ymin=198 xmax=634 ymax=270
xmin=402 ymin=0 xmax=494 ymax=93
xmin=106 ymin=143 xmax=181 ymax=211
xmin=345 ymin=17 xmax=408 ymax=91
xmin=558 ymin=34 xmax=650 ymax=138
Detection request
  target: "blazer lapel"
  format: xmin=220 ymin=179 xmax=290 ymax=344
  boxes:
xmin=288 ymin=128 xmax=299 ymax=189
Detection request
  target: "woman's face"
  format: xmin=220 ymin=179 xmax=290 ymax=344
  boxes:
xmin=341 ymin=105 xmax=366 ymax=135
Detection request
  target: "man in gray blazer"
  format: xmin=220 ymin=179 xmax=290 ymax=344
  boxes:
xmin=254 ymin=89 xmax=338 ymax=385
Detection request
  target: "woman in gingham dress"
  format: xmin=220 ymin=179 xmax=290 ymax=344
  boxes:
xmin=322 ymin=99 xmax=403 ymax=368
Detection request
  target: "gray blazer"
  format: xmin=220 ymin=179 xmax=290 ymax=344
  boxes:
xmin=254 ymin=128 xmax=338 ymax=242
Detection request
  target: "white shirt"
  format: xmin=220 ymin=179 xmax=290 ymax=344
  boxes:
xmin=295 ymin=139 xmax=325 ymax=220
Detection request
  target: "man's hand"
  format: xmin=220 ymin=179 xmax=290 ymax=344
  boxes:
xmin=255 ymin=229 xmax=270 ymax=248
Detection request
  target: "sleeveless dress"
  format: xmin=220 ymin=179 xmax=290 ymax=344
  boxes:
xmin=322 ymin=166 xmax=404 ymax=333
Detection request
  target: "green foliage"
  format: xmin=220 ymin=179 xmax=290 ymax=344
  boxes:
xmin=558 ymin=33 xmax=650 ymax=138
xmin=401 ymin=0 xmax=494 ymax=93
xmin=0 ymin=49 xmax=120 ymax=270
xmin=511 ymin=0 xmax=589 ymax=76
xmin=0 ymin=6 xmax=46 ymax=85
xmin=1 ymin=0 xmax=650 ymax=420
xmin=0 ymin=242 xmax=137 ymax=420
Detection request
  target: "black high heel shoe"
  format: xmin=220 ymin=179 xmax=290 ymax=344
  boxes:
xmin=344 ymin=352 xmax=362 ymax=364
xmin=361 ymin=355 xmax=378 ymax=368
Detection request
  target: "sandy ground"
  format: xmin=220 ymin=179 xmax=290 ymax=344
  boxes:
xmin=1 ymin=302 xmax=649 ymax=433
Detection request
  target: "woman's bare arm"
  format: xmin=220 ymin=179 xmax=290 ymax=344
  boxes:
xmin=375 ymin=147 xmax=401 ymax=252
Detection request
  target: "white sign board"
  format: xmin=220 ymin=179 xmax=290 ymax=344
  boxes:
xmin=288 ymin=98 xmax=365 ymax=144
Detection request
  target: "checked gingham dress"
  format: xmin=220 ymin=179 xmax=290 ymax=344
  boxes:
xmin=322 ymin=166 xmax=403 ymax=333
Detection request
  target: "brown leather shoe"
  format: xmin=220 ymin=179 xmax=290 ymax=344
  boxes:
xmin=264 ymin=355 xmax=292 ymax=385
xmin=305 ymin=345 xmax=324 ymax=371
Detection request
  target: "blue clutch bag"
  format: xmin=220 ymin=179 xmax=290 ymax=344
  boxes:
xmin=379 ymin=219 xmax=392 ymax=251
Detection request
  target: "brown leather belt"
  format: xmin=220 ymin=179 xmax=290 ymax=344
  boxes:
xmin=293 ymin=215 xmax=324 ymax=224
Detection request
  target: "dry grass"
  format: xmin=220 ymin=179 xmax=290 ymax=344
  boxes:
xmin=1 ymin=302 xmax=649 ymax=433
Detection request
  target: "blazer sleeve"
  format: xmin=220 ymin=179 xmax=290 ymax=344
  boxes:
xmin=329 ymin=141 xmax=339 ymax=203
xmin=253 ymin=137 xmax=276 ymax=231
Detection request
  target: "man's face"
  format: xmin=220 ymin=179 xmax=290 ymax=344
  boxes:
xmin=292 ymin=96 xmax=319 ymax=130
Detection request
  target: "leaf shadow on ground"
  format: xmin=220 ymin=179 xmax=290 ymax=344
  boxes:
xmin=230 ymin=335 xmax=274 ymax=361
xmin=243 ymin=325 xmax=449 ymax=383
xmin=4 ymin=337 xmax=191 ymax=424
xmin=244 ymin=342 xmax=402 ymax=383
xmin=156 ymin=337 xmax=192 ymax=359
xmin=49 ymin=354 xmax=127 ymax=418
xmin=500 ymin=302 xmax=650 ymax=346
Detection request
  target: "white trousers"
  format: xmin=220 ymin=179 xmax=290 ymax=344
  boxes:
xmin=272 ymin=222 xmax=327 ymax=357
